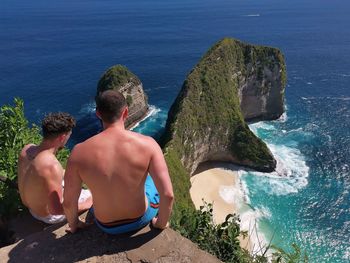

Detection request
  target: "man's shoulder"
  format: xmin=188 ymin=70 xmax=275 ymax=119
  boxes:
xmin=22 ymin=143 xmax=36 ymax=150
xmin=38 ymin=155 xmax=61 ymax=170
xmin=68 ymin=140 xmax=95 ymax=162
xmin=33 ymin=155 xmax=62 ymax=180
xmin=75 ymin=132 xmax=104 ymax=148
xmin=19 ymin=144 xmax=36 ymax=157
xmin=128 ymin=130 xmax=157 ymax=146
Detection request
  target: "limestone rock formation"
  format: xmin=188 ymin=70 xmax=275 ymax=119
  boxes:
xmin=0 ymin=213 xmax=221 ymax=263
xmin=238 ymin=43 xmax=286 ymax=121
xmin=97 ymin=65 xmax=149 ymax=128
xmin=162 ymin=38 xmax=286 ymax=178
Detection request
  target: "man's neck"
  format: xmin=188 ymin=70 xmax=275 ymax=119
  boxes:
xmin=38 ymin=140 xmax=59 ymax=155
xmin=102 ymin=120 xmax=125 ymax=131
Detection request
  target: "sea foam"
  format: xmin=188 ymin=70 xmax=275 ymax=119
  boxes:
xmin=78 ymin=101 xmax=161 ymax=127
xmin=245 ymin=121 xmax=310 ymax=195
xmin=130 ymin=105 xmax=161 ymax=130
xmin=217 ymin=171 xmax=271 ymax=255
xmin=78 ymin=101 xmax=96 ymax=115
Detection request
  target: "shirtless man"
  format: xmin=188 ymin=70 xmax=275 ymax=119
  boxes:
xmin=63 ymin=90 xmax=174 ymax=234
xmin=18 ymin=113 xmax=92 ymax=224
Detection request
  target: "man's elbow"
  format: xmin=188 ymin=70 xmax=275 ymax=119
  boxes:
xmin=163 ymin=191 xmax=174 ymax=203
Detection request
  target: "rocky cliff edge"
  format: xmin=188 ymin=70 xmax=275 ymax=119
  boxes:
xmin=0 ymin=212 xmax=220 ymax=263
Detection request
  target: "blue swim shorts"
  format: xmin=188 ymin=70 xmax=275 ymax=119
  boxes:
xmin=92 ymin=175 xmax=159 ymax=234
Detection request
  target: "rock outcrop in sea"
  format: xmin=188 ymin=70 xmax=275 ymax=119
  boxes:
xmin=97 ymin=65 xmax=149 ymax=128
xmin=162 ymin=38 xmax=286 ymax=179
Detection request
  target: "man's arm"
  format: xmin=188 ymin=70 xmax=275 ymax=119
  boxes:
xmin=63 ymin=146 xmax=84 ymax=233
xmin=148 ymin=139 xmax=174 ymax=229
xmin=46 ymin=163 xmax=64 ymax=215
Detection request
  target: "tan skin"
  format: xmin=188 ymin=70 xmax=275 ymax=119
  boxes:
xmin=17 ymin=132 xmax=92 ymax=218
xmin=63 ymin=107 xmax=174 ymax=233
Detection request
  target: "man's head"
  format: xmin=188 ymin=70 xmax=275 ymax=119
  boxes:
xmin=95 ymin=90 xmax=128 ymax=124
xmin=42 ymin=112 xmax=76 ymax=147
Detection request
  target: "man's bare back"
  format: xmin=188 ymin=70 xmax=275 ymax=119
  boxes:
xmin=63 ymin=90 xmax=173 ymax=233
xmin=66 ymin=128 xmax=161 ymax=223
xmin=18 ymin=144 xmax=64 ymax=217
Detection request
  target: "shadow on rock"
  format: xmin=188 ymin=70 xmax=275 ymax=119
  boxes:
xmin=7 ymin=222 xmax=162 ymax=263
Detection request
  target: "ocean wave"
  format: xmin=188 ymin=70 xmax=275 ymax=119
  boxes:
xmin=219 ymin=185 xmax=240 ymax=204
xmin=244 ymin=122 xmax=310 ymax=195
xmin=275 ymin=112 xmax=288 ymax=123
xmin=240 ymin=206 xmax=271 ymax=255
xmin=336 ymin=73 xmax=350 ymax=78
xmin=78 ymin=101 xmax=96 ymax=115
xmin=239 ymin=175 xmax=251 ymax=204
xmin=249 ymin=122 xmax=276 ymax=133
xmin=301 ymin=96 xmax=350 ymax=101
xmin=77 ymin=102 xmax=162 ymax=132
xmin=246 ymin=143 xmax=309 ymax=195
xmin=242 ymin=14 xmax=260 ymax=17
xmin=130 ymin=105 xmax=161 ymax=130
xmin=326 ymin=96 xmax=350 ymax=101
xmin=218 ymin=171 xmax=249 ymax=206
xmin=218 ymin=173 xmax=271 ymax=255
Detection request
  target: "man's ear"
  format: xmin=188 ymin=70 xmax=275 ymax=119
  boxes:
xmin=96 ymin=109 xmax=102 ymax=120
xmin=122 ymin=107 xmax=128 ymax=121
xmin=57 ymin=133 xmax=66 ymax=144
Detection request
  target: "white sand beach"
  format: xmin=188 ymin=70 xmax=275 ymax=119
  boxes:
xmin=190 ymin=163 xmax=252 ymax=251
xmin=190 ymin=167 xmax=238 ymax=223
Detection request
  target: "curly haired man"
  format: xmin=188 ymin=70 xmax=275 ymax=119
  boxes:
xmin=18 ymin=113 xmax=92 ymax=224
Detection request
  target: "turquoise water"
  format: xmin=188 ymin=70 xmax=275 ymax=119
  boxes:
xmin=1 ymin=0 xmax=349 ymax=261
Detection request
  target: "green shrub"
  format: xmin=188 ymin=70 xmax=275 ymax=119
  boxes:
xmin=172 ymin=201 xmax=247 ymax=262
xmin=171 ymin=201 xmax=308 ymax=263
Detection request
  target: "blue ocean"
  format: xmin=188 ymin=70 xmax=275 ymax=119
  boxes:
xmin=1 ymin=0 xmax=349 ymax=261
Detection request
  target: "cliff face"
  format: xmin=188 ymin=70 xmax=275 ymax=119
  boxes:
xmin=97 ymin=65 xmax=149 ymax=128
xmin=238 ymin=45 xmax=286 ymax=121
xmin=162 ymin=38 xmax=286 ymax=178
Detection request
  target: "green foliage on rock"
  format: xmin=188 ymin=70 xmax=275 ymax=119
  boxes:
xmin=0 ymin=99 xmax=69 ymax=218
xmin=165 ymin=149 xmax=195 ymax=225
xmin=97 ymin=65 xmax=141 ymax=94
xmin=161 ymin=38 xmax=294 ymax=262
xmin=172 ymin=201 xmax=308 ymax=263
xmin=231 ymin=123 xmax=275 ymax=168
xmin=0 ymin=99 xmax=40 ymax=217
xmin=172 ymin=202 xmax=245 ymax=262
xmin=162 ymin=38 xmax=278 ymax=176
xmin=163 ymin=38 xmax=286 ymax=244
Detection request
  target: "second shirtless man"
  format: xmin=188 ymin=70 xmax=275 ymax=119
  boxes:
xmin=63 ymin=90 xmax=174 ymax=234
xmin=18 ymin=113 xmax=92 ymax=224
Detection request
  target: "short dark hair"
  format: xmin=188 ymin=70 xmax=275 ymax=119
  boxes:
xmin=42 ymin=112 xmax=76 ymax=139
xmin=95 ymin=90 xmax=127 ymax=123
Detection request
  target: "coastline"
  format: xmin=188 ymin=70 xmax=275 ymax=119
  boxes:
xmin=190 ymin=162 xmax=268 ymax=254
xmin=129 ymin=105 xmax=160 ymax=130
